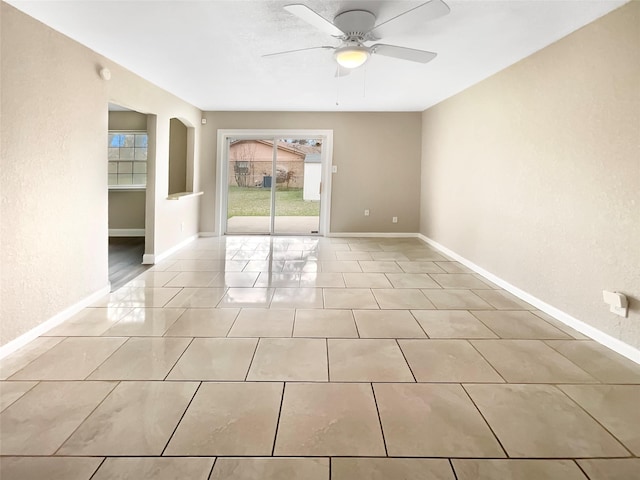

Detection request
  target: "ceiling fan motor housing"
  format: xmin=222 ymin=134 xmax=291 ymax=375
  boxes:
xmin=333 ymin=10 xmax=376 ymax=41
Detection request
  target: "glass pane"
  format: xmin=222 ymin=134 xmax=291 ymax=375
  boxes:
xmin=108 ymin=173 xmax=117 ymax=185
xmin=226 ymin=138 xmax=273 ymax=234
xmin=123 ymin=134 xmax=135 ymax=147
xmin=273 ymin=138 xmax=321 ymax=234
xmin=133 ymin=162 xmax=147 ymax=174
xmin=108 ymin=148 xmax=120 ymax=160
xmin=108 ymin=162 xmax=117 ymax=174
xmin=135 ymin=134 xmax=148 ymax=147
xmin=132 ymin=174 xmax=146 ymax=185
xmin=119 ymin=148 xmax=134 ymax=160
xmin=118 ymin=162 xmax=133 ymax=174
xmin=134 ymin=147 xmax=147 ymax=160
xmin=109 ymin=134 xmax=125 ymax=147
xmin=117 ymin=173 xmax=133 ymax=185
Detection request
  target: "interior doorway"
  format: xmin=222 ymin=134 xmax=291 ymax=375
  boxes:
xmin=218 ymin=130 xmax=333 ymax=236
xmin=107 ymin=103 xmax=151 ymax=290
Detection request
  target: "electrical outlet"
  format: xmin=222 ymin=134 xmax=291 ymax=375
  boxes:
xmin=180 ymin=222 xmax=185 ymax=232
xmin=392 ymin=216 xmax=398 ymax=223
xmin=332 ymin=165 xmax=338 ymax=173
xmin=364 ymin=209 xmax=370 ymax=216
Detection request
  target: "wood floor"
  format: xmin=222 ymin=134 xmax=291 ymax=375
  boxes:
xmin=108 ymin=237 xmax=149 ymax=292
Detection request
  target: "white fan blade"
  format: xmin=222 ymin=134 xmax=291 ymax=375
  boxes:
xmin=371 ymin=44 xmax=437 ymax=63
xmin=263 ymin=46 xmax=334 ymax=58
xmin=368 ymin=0 xmax=450 ymax=38
xmin=284 ymin=4 xmax=345 ymax=37
xmin=335 ymin=66 xmax=352 ymax=77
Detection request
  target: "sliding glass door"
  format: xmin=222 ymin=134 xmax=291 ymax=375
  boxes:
xmin=225 ymin=137 xmax=322 ymax=235
xmin=226 ymin=138 xmax=274 ymax=234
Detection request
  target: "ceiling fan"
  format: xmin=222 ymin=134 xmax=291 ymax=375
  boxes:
xmin=264 ymin=0 xmax=450 ymax=75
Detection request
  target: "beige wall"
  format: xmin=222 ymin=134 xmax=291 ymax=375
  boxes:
xmin=168 ymin=118 xmax=188 ymax=195
xmin=420 ymin=3 xmax=639 ymax=348
xmin=108 ymin=191 xmax=146 ymax=230
xmin=200 ymin=112 xmax=422 ymax=233
xmin=108 ymin=111 xmax=147 ymax=230
xmin=0 ymin=3 xmax=203 ymax=346
xmin=108 ymin=111 xmax=147 ymax=130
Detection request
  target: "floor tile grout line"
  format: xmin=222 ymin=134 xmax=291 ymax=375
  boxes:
xmin=160 ymin=381 xmax=203 ymax=456
xmin=162 ymin=337 xmax=196 ymax=381
xmin=223 ymin=308 xmax=242 ymax=337
xmin=0 ymin=453 xmax=634 ymax=459
xmin=8 ymin=378 xmax=628 ymax=385
xmin=208 ymin=456 xmax=218 ymax=478
xmin=408 ymin=310 xmax=430 ymax=339
xmin=52 ymin=380 xmax=121 ymax=456
xmin=573 ymin=458 xmax=593 ymax=480
xmin=244 ymin=338 xmax=261 ymax=381
xmin=326 ymin=337 xmax=331 ymax=382
xmin=271 ymin=382 xmax=287 ymax=456
xmin=370 ymin=383 xmax=389 ymax=457
xmin=351 ymin=310 xmax=362 ymax=339
xmin=465 ymin=310 xmax=503 ymax=338
xmin=160 ymin=287 xmax=185 ymax=308
xmin=468 ymin=338 xmax=601 ymax=384
xmin=81 ymin=337 xmax=131 ymax=381
xmin=88 ymin=456 xmax=108 ymax=480
xmin=551 ymin=385 xmax=635 ymax=457
xmin=0 ymin=379 xmax=40 ymax=413
xmin=467 ymin=308 xmax=572 ymax=341
xmin=543 ymin=341 xmax=606 ymax=383
xmin=395 ymin=339 xmax=417 ymax=383
xmin=466 ymin=338 xmax=509 ymax=384
xmin=448 ymin=458 xmax=460 ymax=480
xmin=459 ymin=383 xmax=510 ymax=459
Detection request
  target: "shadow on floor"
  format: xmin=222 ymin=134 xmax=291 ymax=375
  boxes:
xmin=108 ymin=237 xmax=150 ymax=292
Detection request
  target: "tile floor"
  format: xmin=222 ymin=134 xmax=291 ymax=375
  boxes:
xmin=1 ymin=236 xmax=639 ymax=480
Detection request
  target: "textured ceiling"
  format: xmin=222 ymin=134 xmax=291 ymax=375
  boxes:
xmin=8 ymin=0 xmax=627 ymax=111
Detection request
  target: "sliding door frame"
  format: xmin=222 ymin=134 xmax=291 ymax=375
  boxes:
xmin=216 ymin=129 xmax=333 ymax=236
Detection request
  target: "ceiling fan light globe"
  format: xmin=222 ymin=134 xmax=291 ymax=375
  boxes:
xmin=334 ymin=46 xmax=370 ymax=69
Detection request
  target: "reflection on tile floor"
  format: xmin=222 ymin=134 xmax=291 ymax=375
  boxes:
xmin=1 ymin=236 xmax=639 ymax=479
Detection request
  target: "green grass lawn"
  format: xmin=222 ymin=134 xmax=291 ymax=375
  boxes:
xmin=227 ymin=186 xmax=320 ymax=218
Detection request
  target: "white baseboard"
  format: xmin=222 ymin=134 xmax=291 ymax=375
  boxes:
xmin=142 ymin=234 xmax=198 ymax=265
xmin=142 ymin=254 xmax=155 ymax=265
xmin=328 ymin=232 xmax=418 ymax=238
xmin=109 ymin=228 xmax=145 ymax=237
xmin=0 ymin=284 xmax=111 ymax=360
xmin=418 ymin=234 xmax=640 ymax=365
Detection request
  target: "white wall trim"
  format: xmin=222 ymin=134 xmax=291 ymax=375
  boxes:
xmin=418 ymin=233 xmax=640 ymax=365
xmin=109 ymin=228 xmax=145 ymax=237
xmin=329 ymin=232 xmax=418 ymax=238
xmin=0 ymin=284 xmax=111 ymax=360
xmin=142 ymin=234 xmax=198 ymax=265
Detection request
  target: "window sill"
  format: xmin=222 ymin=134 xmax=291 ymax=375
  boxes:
xmin=167 ymin=191 xmax=204 ymax=200
xmin=109 ymin=186 xmax=146 ymax=192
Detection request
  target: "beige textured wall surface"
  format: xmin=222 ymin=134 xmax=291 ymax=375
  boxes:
xmin=168 ymin=118 xmax=188 ymax=195
xmin=0 ymin=3 xmax=202 ymax=346
xmin=108 ymin=191 xmax=146 ymax=230
xmin=108 ymin=111 xmax=147 ymax=131
xmin=420 ymin=3 xmax=640 ymax=348
xmin=199 ymin=112 xmax=422 ymax=233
